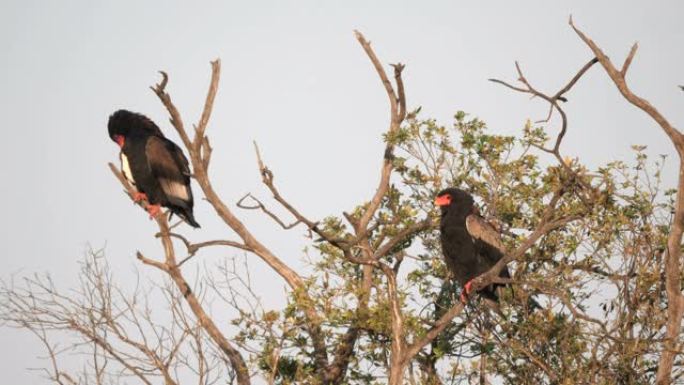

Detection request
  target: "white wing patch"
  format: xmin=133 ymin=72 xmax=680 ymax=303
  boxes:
xmin=120 ymin=152 xmax=136 ymax=186
xmin=159 ymin=178 xmax=189 ymax=201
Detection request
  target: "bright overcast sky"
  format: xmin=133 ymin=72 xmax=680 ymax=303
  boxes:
xmin=0 ymin=1 xmax=682 ymax=383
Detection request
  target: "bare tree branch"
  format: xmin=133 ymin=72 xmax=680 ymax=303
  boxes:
xmin=150 ymin=71 xmax=191 ymax=150
xmin=195 ymin=60 xmax=221 ymax=149
xmin=569 ymin=17 xmax=684 ymax=385
xmin=236 ymin=193 xmax=302 ymax=230
xmin=149 ymin=61 xmax=331 ymax=377
xmin=489 ymin=57 xmax=598 ymax=205
xmin=354 ymin=31 xmax=406 ymax=233
xmin=108 ymin=163 xmax=250 ymax=384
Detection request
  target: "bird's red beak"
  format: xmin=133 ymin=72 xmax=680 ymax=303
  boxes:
xmin=113 ymin=135 xmax=125 ymax=148
xmin=434 ymin=195 xmax=451 ymax=206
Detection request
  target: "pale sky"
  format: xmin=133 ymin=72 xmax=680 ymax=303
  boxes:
xmin=0 ymin=1 xmax=682 ymax=383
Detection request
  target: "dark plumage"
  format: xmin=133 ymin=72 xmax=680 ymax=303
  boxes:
xmin=108 ymin=109 xmax=164 ymax=138
xmin=435 ymin=188 xmax=509 ymax=302
xmin=108 ymin=109 xmax=200 ymax=228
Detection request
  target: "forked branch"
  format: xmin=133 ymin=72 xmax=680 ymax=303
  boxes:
xmin=569 ymin=17 xmax=683 ymax=152
xmin=569 ymin=17 xmax=684 ymax=385
xmin=149 ymin=60 xmax=331 ymax=377
xmin=354 ymin=31 xmax=407 ymax=232
xmin=489 ymin=56 xmax=598 ymax=202
xmin=108 ymin=165 xmax=250 ymax=385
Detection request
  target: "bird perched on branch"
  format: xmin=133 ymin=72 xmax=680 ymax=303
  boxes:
xmin=434 ymin=188 xmax=509 ymax=303
xmin=108 ymin=109 xmax=200 ymax=228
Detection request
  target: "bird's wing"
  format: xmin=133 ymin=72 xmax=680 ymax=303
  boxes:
xmin=165 ymin=140 xmax=191 ymax=177
xmin=466 ymin=214 xmax=511 ymax=279
xmin=465 ymin=214 xmax=506 ymax=254
xmin=145 ymin=136 xmax=192 ymax=203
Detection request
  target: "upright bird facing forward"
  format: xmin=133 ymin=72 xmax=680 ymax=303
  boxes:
xmin=108 ymin=109 xmax=200 ymax=228
xmin=435 ymin=188 xmax=509 ymax=303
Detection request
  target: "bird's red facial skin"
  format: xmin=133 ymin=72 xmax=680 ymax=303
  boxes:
xmin=113 ymin=135 xmax=125 ymax=148
xmin=434 ymin=194 xmax=452 ymax=207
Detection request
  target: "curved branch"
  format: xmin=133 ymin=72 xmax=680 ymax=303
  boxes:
xmin=569 ymin=17 xmax=684 ymax=385
xmin=489 ymin=58 xmax=598 ymax=204
xmin=373 ymin=220 xmax=433 ymax=259
xmin=403 ymin=302 xmax=467 ymax=362
xmin=150 ymin=72 xmax=191 ymax=150
xmin=108 ymin=164 xmax=251 ymax=385
xmin=354 ymin=31 xmax=407 ymax=232
xmin=569 ymin=17 xmax=683 ymax=152
xmin=150 ymin=62 xmax=331 ymax=374
xmin=236 ymin=193 xmax=302 ymax=230
xmin=195 ymin=60 xmax=221 ymax=149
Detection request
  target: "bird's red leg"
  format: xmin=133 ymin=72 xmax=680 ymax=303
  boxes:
xmin=464 ymin=280 xmax=474 ymax=294
xmin=460 ymin=280 xmax=474 ymax=304
xmin=132 ymin=192 xmax=148 ymax=203
xmin=146 ymin=204 xmax=162 ymax=219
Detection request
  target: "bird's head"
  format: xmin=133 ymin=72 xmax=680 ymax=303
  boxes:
xmin=108 ymin=109 xmax=164 ymax=148
xmin=108 ymin=111 xmax=130 ymax=148
xmin=434 ymin=188 xmax=474 ymax=215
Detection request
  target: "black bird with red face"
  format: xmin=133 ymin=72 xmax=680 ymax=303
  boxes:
xmin=434 ymin=188 xmax=509 ymax=302
xmin=108 ymin=109 xmax=200 ymax=228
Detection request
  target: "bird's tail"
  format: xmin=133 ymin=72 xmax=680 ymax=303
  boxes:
xmin=171 ymin=207 xmax=201 ymax=228
xmin=480 ymin=284 xmax=503 ymax=302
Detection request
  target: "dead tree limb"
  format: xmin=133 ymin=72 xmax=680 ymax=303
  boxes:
xmin=109 ymin=165 xmax=251 ymax=385
xmin=150 ymin=61 xmax=331 ymax=379
xmin=489 ymin=56 xmax=598 ymax=200
xmin=569 ymin=16 xmax=684 ymax=385
xmin=354 ymin=30 xmax=406 ymax=234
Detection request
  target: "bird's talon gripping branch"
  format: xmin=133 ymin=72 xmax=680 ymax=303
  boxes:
xmin=146 ymin=204 xmax=162 ymax=219
xmin=460 ymin=280 xmax=474 ymax=304
xmin=464 ymin=280 xmax=474 ymax=294
xmin=132 ymin=192 xmax=148 ymax=203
